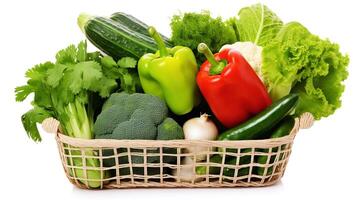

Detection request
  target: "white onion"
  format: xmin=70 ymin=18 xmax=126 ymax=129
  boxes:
xmin=173 ymin=157 xmax=204 ymax=182
xmin=183 ymin=114 xmax=218 ymax=161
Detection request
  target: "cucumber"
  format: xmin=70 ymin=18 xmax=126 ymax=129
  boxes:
xmin=267 ymin=115 xmax=295 ymax=139
xmin=196 ymin=153 xmax=251 ymax=177
xmin=223 ymin=155 xmax=251 ymax=177
xmin=201 ymin=116 xmax=295 ymax=177
xmin=78 ymin=14 xmax=170 ymax=60
xmin=255 ymin=116 xmax=295 ymax=176
xmin=195 ymin=94 xmax=298 ymax=177
xmin=218 ymin=94 xmax=299 ymax=141
xmin=110 ymin=12 xmax=172 ymax=46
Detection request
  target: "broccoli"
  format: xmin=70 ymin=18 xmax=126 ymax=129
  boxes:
xmin=94 ymin=92 xmax=171 ymax=139
xmin=157 ymin=118 xmax=184 ymax=140
xmin=94 ymin=92 xmax=184 ymax=167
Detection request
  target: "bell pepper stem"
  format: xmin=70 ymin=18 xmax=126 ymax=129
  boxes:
xmin=198 ymin=43 xmax=226 ymax=75
xmin=148 ymin=26 xmax=169 ymax=57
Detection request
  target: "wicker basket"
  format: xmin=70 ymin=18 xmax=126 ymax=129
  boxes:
xmin=42 ymin=113 xmax=314 ymax=189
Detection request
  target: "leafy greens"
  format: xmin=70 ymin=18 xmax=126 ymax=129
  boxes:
xmin=262 ymin=22 xmax=349 ymax=119
xmin=170 ymin=11 xmax=237 ymax=63
xmin=15 ymin=41 xmax=132 ymax=187
xmin=16 ymin=41 xmax=119 ymax=141
xmin=16 ymin=42 xmax=143 ymax=142
xmin=230 ymin=3 xmax=283 ymax=46
xmin=231 ymin=4 xmax=349 ymax=120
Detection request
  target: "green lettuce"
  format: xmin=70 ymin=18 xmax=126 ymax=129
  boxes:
xmin=230 ymin=3 xmax=283 ymax=46
xmin=170 ymin=11 xmax=237 ymax=63
xmin=262 ymin=22 xmax=349 ymax=119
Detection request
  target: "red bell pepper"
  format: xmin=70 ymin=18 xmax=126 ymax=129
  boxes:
xmin=196 ymin=43 xmax=272 ymax=128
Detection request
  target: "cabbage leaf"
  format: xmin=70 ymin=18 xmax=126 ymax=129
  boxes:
xmin=234 ymin=3 xmax=283 ymax=46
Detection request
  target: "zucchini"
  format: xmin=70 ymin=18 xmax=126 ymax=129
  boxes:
xmin=110 ymin=12 xmax=172 ymax=46
xmin=78 ymin=13 xmax=171 ymax=60
xmin=218 ymin=94 xmax=299 ymax=141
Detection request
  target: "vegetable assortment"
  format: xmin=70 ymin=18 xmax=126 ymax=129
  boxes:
xmin=16 ymin=3 xmax=349 ymax=188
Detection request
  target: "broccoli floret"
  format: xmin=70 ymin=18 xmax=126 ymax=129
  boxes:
xmin=157 ymin=118 xmax=184 ymax=140
xmin=101 ymin=93 xmax=129 ymax=111
xmin=157 ymin=118 xmax=184 ymax=163
xmin=94 ymin=105 xmax=128 ymax=136
xmin=111 ymin=109 xmax=157 ymax=140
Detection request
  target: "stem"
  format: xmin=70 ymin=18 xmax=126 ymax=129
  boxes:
xmin=148 ymin=26 xmax=169 ymax=57
xmin=77 ymin=13 xmax=93 ymax=33
xmin=61 ymin=100 xmax=103 ymax=188
xmin=64 ymin=101 xmax=92 ymax=139
xmin=67 ymin=103 xmax=82 ymax=137
xmin=200 ymin=113 xmax=210 ymax=122
xmin=197 ymin=43 xmax=227 ymax=75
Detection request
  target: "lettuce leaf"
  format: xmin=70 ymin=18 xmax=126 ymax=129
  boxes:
xmin=171 ymin=11 xmax=237 ymax=64
xmin=233 ymin=3 xmax=283 ymax=46
xmin=262 ymin=22 xmax=349 ymax=119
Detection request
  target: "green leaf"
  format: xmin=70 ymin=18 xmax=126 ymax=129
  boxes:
xmin=25 ymin=62 xmax=54 ymax=80
xmin=18 ymin=62 xmax=55 ymax=107
xmin=87 ymin=51 xmax=101 ymax=62
xmin=64 ymin=61 xmax=102 ymax=94
xmin=117 ymin=57 xmax=137 ymax=68
xmin=236 ymin=3 xmax=283 ymax=46
xmin=91 ymin=77 xmax=117 ymax=97
xmin=15 ymin=85 xmax=33 ymax=102
xmin=21 ymin=107 xmax=53 ymax=142
xmin=100 ymin=56 xmax=121 ymax=79
xmin=56 ymin=44 xmax=77 ymax=64
xmin=46 ymin=64 xmax=68 ymax=87
xmin=76 ymin=40 xmax=87 ymax=62
xmin=33 ymin=82 xmax=53 ymax=109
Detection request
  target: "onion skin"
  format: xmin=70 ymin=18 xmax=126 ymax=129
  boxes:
xmin=183 ymin=114 xmax=218 ymax=161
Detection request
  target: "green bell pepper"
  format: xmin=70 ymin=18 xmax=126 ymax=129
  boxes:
xmin=138 ymin=27 xmax=200 ymax=115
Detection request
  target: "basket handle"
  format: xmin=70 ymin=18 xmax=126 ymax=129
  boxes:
xmin=299 ymin=112 xmax=314 ymax=129
xmin=41 ymin=117 xmax=60 ymax=134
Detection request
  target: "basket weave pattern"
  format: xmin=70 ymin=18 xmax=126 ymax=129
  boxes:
xmin=44 ymin=113 xmax=313 ymax=189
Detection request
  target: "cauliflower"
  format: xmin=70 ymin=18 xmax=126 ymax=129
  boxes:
xmin=220 ymin=42 xmax=264 ymax=82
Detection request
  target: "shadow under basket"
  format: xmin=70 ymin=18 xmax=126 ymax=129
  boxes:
xmin=42 ymin=113 xmax=314 ymax=189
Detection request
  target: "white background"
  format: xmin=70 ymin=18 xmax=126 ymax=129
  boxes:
xmin=1 ymin=0 xmax=356 ymax=199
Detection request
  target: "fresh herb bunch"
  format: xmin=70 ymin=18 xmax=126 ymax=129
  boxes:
xmin=15 ymin=41 xmax=141 ymax=142
xmin=15 ymin=41 xmax=140 ymax=188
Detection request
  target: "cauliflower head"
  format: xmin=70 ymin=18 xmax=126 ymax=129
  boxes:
xmin=220 ymin=42 xmax=264 ymax=82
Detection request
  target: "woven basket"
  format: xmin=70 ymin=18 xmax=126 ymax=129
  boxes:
xmin=42 ymin=113 xmax=314 ymax=189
